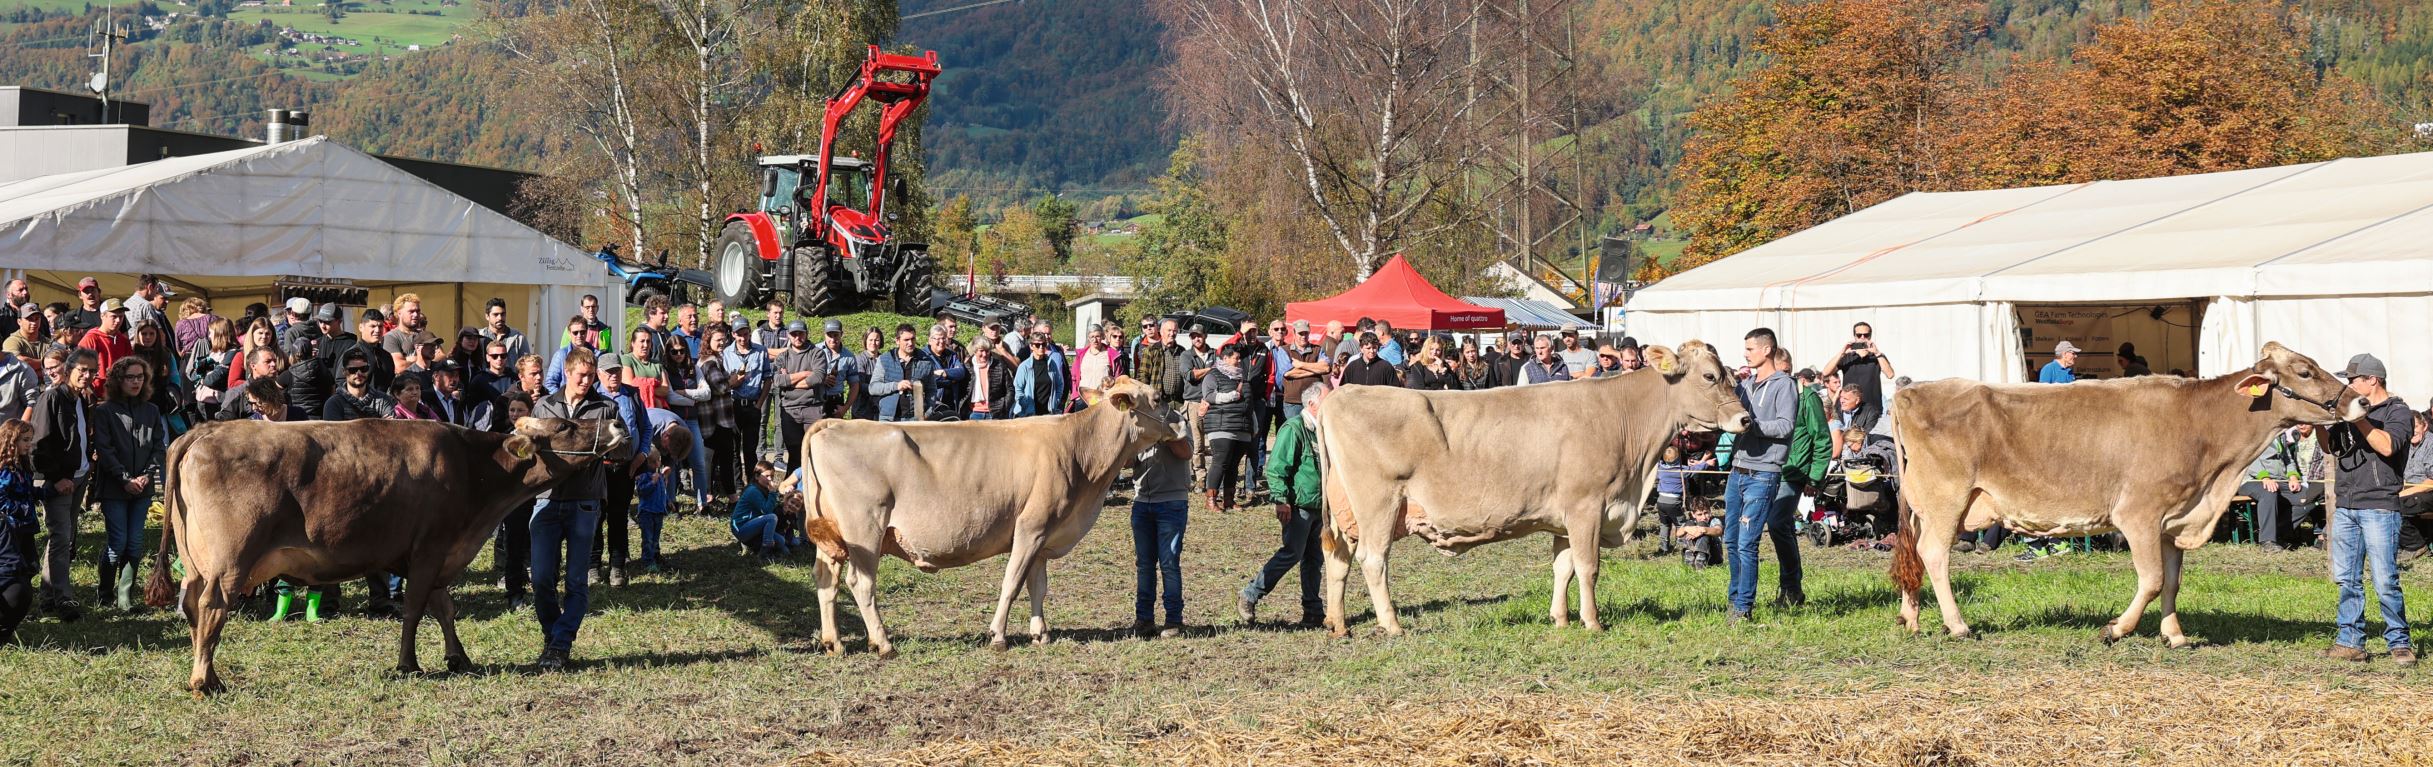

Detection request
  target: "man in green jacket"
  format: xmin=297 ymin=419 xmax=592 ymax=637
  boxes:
xmin=1239 ymin=383 xmax=1331 ymax=627
xmin=1770 ymin=367 xmax=1835 ymax=607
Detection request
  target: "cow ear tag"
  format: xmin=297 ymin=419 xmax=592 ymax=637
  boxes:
xmin=1657 ymin=358 xmax=1676 ymax=374
xmin=506 ymin=436 xmax=537 ymax=461
xmin=2236 ymin=374 xmax=2272 ymax=399
xmin=2242 ymin=384 xmax=2267 ymax=398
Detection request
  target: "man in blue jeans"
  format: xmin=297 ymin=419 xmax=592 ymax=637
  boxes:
xmin=529 ymin=348 xmax=623 ymax=671
xmin=1241 ymin=384 xmax=1329 ymax=627
xmin=1130 ymin=408 xmax=1194 ymax=638
xmin=2318 ymin=353 xmax=2416 ymax=666
xmin=1723 ymin=328 xmax=1796 ymax=624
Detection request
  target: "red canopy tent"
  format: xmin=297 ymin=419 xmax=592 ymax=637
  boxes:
xmin=1285 ymin=254 xmax=1506 ymax=331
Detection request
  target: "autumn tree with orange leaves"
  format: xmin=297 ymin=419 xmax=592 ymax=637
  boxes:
xmin=1663 ymin=0 xmax=2413 ymax=278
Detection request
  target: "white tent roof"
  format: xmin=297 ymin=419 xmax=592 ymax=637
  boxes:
xmin=0 ymin=136 xmax=594 ymax=287
xmin=1460 ymin=296 xmax=1586 ymax=329
xmin=1631 ymin=151 xmax=2433 ymax=312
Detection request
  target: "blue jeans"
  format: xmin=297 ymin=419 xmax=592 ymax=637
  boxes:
xmin=635 ymin=511 xmax=666 ymax=565
xmin=734 ymin=514 xmax=787 ymax=553
xmin=529 ymin=499 xmax=601 ymax=652
xmin=1130 ymin=499 xmax=1189 ymax=625
xmin=968 ymin=411 xmax=995 ymax=421
xmin=96 ymin=496 xmax=150 ymax=568
xmin=2329 ymin=507 xmax=2412 ymax=651
xmin=1722 ymin=469 xmax=1783 ymax=614
xmin=1243 ymin=504 xmax=1323 ymax=617
xmin=681 ymin=417 xmax=711 ymax=505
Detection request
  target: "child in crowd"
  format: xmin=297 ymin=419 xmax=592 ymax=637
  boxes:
xmin=0 ymin=420 xmax=44 ymax=644
xmin=1676 ymin=498 xmax=1723 ymax=569
xmin=730 ymin=461 xmax=796 ymax=558
xmin=1652 ymin=444 xmax=1715 ymax=555
xmin=633 ymin=452 xmax=672 ymax=573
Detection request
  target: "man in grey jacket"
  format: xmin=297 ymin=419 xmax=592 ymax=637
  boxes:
xmin=1723 ymin=328 xmax=1796 ymax=623
xmin=528 ymin=350 xmax=623 ymax=671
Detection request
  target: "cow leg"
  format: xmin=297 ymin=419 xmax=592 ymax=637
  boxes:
xmin=2101 ymin=520 xmax=2167 ymax=644
xmin=430 ymin=589 xmax=473 ymax=673
xmin=1566 ymin=515 xmax=1605 ymax=631
xmin=1320 ymin=526 xmax=1353 ymax=638
xmin=813 ymin=553 xmax=843 ymax=656
xmin=396 ymin=576 xmax=436 ymax=676
xmin=1919 ymin=541 xmax=1970 ymax=638
xmin=987 ymin=530 xmax=1046 ymax=650
xmin=188 ymin=575 xmax=241 ymax=697
xmin=1548 ymin=536 xmax=1574 ymax=627
xmin=1357 ymin=539 xmax=1402 ymax=637
xmin=2157 ymin=545 xmax=2190 ymax=648
xmin=1024 ymin=556 xmax=1049 ymax=645
xmin=844 ymin=547 xmax=893 ymax=659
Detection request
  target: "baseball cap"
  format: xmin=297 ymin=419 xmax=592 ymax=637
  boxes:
xmin=141 ymin=274 xmax=176 ymax=297
xmin=2054 ymin=340 xmax=2081 ymax=355
xmin=2337 ymin=353 xmax=2387 ymax=381
xmin=286 ymin=297 xmax=312 ymax=316
xmin=786 ymin=319 xmax=809 ymax=334
xmin=313 ymin=303 xmax=343 ymax=323
xmin=76 ymin=276 xmax=100 ymax=290
xmin=100 ymin=298 xmax=126 ymax=313
xmin=1292 ymin=320 xmax=1310 ymax=333
xmin=823 ymin=319 xmax=843 ymax=334
xmin=598 ymin=353 xmax=626 ymax=372
xmin=428 ymin=359 xmax=463 ymax=377
xmin=1560 ymin=327 xmax=1579 ymax=336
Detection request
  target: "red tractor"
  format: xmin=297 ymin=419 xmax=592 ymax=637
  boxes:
xmin=712 ymin=45 xmax=942 ymax=316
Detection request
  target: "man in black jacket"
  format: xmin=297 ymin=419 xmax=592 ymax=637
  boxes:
xmin=214 ymin=349 xmax=285 ymax=422
xmin=27 ymin=351 xmax=97 ymax=621
xmin=1338 ymin=334 xmax=1401 ymax=388
xmin=280 ymin=326 xmax=333 ymax=418
xmin=321 ymin=348 xmax=397 ymax=422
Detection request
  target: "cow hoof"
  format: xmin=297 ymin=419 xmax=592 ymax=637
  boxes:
xmin=875 ymin=645 xmax=897 ymax=660
xmin=820 ymin=640 xmax=843 ymax=657
xmin=1380 ymin=626 xmax=1406 ymax=638
xmin=1947 ymin=628 xmax=1976 ymax=641
xmin=988 ymin=638 xmax=1009 ymax=652
xmin=397 ymin=662 xmax=424 ymax=677
xmin=191 ymin=678 xmax=226 ymax=698
xmin=1582 ymin=621 xmax=1605 ymax=633
xmin=2097 ymin=626 xmax=2122 ymax=645
xmin=446 ymin=655 xmax=475 ymax=674
xmin=1032 ymin=634 xmax=1051 ymax=647
xmin=2165 ymin=635 xmax=2192 ymax=650
xmin=1550 ymin=616 xmax=1568 ymax=628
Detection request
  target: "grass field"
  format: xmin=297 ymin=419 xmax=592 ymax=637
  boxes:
xmin=3 ymin=492 xmax=2429 ymax=765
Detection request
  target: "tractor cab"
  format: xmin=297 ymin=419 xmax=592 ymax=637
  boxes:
xmin=756 ymin=155 xmax=878 ymax=245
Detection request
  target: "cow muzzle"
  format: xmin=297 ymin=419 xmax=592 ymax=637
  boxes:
xmin=1721 ymin=411 xmax=1752 ymax=434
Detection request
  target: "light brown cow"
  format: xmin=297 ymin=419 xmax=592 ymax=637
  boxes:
xmin=1889 ymin=342 xmax=2360 ymax=645
xmin=798 ymin=377 xmax=1177 ymax=655
xmin=1312 ymin=342 xmax=1750 ymax=636
xmin=146 ymin=416 xmax=629 ymax=695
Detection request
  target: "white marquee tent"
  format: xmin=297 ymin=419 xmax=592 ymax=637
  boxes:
xmin=1627 ymin=151 xmax=2433 ymax=403
xmin=0 ymin=137 xmax=611 ymax=353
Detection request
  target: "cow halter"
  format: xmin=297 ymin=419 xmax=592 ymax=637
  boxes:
xmin=2269 ymin=380 xmax=2343 ymax=415
xmin=547 ymin=416 xmax=618 ymax=459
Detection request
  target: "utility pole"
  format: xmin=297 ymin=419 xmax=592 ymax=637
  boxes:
xmin=88 ymin=10 xmax=125 ymax=124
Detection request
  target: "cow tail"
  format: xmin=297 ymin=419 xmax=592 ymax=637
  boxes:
xmin=1307 ymin=401 xmax=1348 ymax=557
xmin=796 ymin=420 xmax=847 ymax=563
xmin=143 ymin=435 xmax=191 ymax=609
xmin=1886 ymin=401 xmax=1923 ymax=596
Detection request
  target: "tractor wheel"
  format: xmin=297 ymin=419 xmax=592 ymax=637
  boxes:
xmin=790 ymin=246 xmax=845 ymax=316
xmin=892 ymin=251 xmax=936 ymax=314
xmin=632 ymin=284 xmax=667 ymax=312
xmin=713 ymin=221 xmax=765 ymax=309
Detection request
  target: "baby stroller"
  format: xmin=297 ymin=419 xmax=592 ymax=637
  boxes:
xmin=1803 ymin=435 xmax=1901 ymax=548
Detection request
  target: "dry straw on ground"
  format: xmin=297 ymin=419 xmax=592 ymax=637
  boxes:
xmin=793 ymin=668 xmax=2433 ymax=766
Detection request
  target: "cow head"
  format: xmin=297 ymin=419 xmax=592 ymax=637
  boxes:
xmin=504 ymin=416 xmax=633 ymax=481
xmin=1097 ymin=376 xmax=1180 ymax=449
xmin=1645 ymin=341 xmax=1750 ymax=434
xmin=2237 ymin=342 xmax=2365 ymax=425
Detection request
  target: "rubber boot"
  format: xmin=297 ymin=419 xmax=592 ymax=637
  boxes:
xmin=115 ymin=562 xmax=139 ymax=612
xmin=96 ymin=558 xmax=117 ymax=611
xmin=303 ymin=589 xmax=326 ymax=623
xmin=268 ymin=584 xmax=295 ymax=622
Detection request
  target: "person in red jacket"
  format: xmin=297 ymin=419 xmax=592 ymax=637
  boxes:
xmin=75 ymin=300 xmax=133 ymax=399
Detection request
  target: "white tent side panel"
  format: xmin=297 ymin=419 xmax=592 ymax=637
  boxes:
xmin=1627 ymin=302 xmax=2019 ymax=385
xmin=2255 ymin=294 xmax=2433 ymax=407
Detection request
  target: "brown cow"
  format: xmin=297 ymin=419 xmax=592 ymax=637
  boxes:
xmin=1889 ymin=342 xmax=2360 ymax=645
xmin=145 ymin=416 xmax=628 ymax=695
xmin=1311 ymin=342 xmax=1750 ymax=636
xmin=797 ymin=377 xmax=1176 ymax=655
